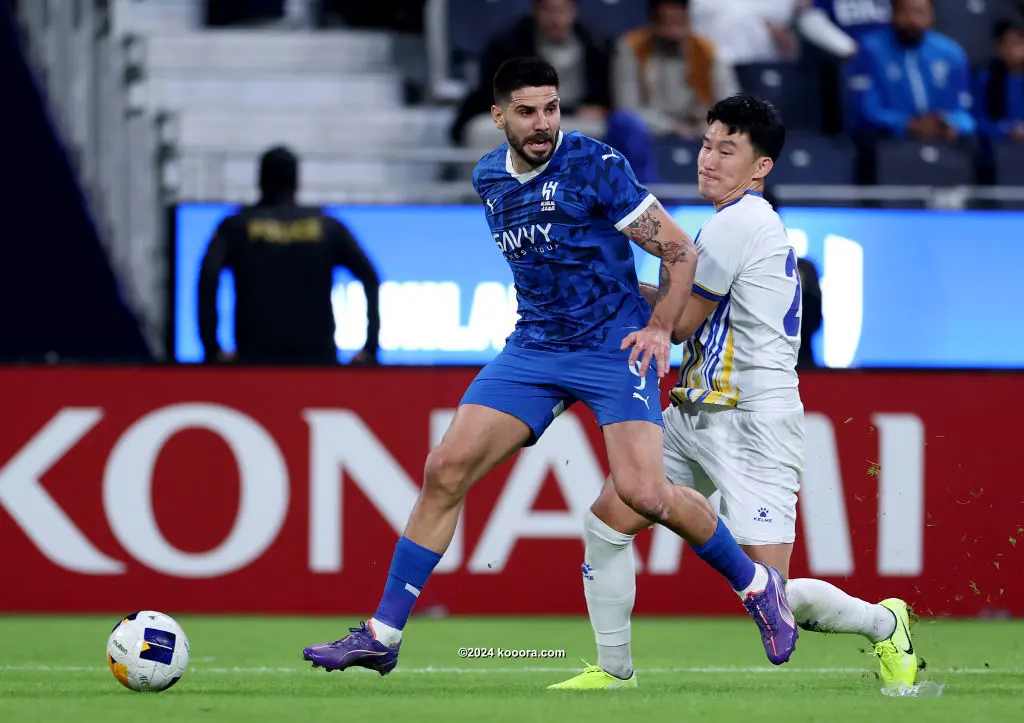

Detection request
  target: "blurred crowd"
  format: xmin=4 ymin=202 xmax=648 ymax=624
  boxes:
xmin=445 ymin=0 xmax=1024 ymax=185
xmin=200 ymin=0 xmax=1024 ymax=187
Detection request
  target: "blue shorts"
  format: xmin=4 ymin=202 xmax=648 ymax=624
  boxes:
xmin=460 ymin=344 xmax=664 ymax=446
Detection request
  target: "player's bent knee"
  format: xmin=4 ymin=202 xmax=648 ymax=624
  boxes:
xmin=615 ymin=483 xmax=670 ymax=523
xmin=590 ymin=477 xmax=653 ymax=536
xmin=423 ymin=446 xmax=476 ymax=500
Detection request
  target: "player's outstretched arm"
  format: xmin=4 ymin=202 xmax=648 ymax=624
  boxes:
xmin=623 ymin=201 xmax=697 ymax=332
xmin=620 ymin=200 xmax=697 ymax=375
xmin=639 ymin=283 xmax=718 ymax=345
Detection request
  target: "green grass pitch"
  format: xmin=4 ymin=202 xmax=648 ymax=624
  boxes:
xmin=1 ymin=616 xmax=1021 ymax=722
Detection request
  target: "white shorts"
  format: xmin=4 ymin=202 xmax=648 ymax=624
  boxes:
xmin=662 ymin=401 xmax=805 ymax=545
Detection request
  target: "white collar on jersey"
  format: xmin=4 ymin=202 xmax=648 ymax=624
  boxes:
xmin=505 ymin=130 xmax=564 ymax=184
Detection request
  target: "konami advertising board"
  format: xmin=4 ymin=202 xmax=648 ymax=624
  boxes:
xmin=0 ymin=367 xmax=1018 ymax=617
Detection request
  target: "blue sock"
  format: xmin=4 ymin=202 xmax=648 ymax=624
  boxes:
xmin=690 ymin=519 xmax=757 ymax=591
xmin=373 ymin=537 xmax=443 ymax=630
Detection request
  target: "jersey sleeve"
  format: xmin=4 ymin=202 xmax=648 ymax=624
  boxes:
xmin=691 ymin=218 xmax=745 ymax=302
xmin=588 ymin=142 xmax=657 ymax=231
xmin=471 ymin=161 xmax=485 ymax=199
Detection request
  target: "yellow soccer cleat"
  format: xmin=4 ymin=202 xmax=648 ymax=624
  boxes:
xmin=546 ymin=662 xmax=638 ymax=690
xmin=874 ymin=598 xmax=918 ymax=688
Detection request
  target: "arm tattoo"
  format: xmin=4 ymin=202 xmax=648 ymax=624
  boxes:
xmin=624 ymin=203 xmax=693 ymax=307
xmin=626 ymin=204 xmax=691 ymax=266
xmin=626 ymin=208 xmax=662 ymax=252
xmin=656 ymin=258 xmax=672 ymax=304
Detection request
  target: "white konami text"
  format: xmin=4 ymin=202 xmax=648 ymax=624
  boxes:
xmin=0 ymin=405 xmax=924 ymax=579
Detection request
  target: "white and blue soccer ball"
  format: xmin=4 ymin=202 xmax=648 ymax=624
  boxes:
xmin=106 ymin=610 xmax=190 ymax=692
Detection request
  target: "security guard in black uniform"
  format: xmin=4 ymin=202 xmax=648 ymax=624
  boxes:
xmin=198 ymin=146 xmax=381 ymax=365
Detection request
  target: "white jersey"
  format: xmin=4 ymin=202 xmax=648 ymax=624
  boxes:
xmin=670 ymin=192 xmax=802 ymax=413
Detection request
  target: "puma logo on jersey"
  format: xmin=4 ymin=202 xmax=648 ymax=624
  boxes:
xmin=602 ymin=152 xmax=618 ymax=161
xmin=632 ymin=392 xmax=650 ymax=409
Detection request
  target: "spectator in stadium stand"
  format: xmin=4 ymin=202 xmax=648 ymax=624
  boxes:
xmin=197 ymin=146 xmax=381 ymax=367
xmin=687 ymin=0 xmax=876 ymax=63
xmin=598 ymin=0 xmax=739 ymax=182
xmin=449 ymin=0 xmax=612 ymax=148
xmin=806 ymin=0 xmax=892 ymax=49
xmin=847 ymin=0 xmax=976 ymax=141
xmin=795 ymin=1 xmax=892 ymax=133
xmin=688 ymin=0 xmax=804 ymax=64
xmin=974 ymin=15 xmax=1024 ymax=144
xmin=763 ymin=186 xmax=823 ymax=371
xmin=610 ymin=0 xmax=740 ymax=142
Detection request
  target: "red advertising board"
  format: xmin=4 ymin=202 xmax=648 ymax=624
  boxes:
xmin=0 ymin=367 xmax=1019 ymax=618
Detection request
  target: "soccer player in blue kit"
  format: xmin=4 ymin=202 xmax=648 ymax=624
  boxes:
xmin=301 ymin=57 xmax=798 ymax=676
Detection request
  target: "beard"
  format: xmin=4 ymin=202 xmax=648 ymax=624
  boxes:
xmin=507 ymin=127 xmax=558 ymax=168
xmin=894 ymin=26 xmax=925 ymax=46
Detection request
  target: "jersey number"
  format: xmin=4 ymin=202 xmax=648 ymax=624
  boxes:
xmin=784 ymin=248 xmax=802 ymax=337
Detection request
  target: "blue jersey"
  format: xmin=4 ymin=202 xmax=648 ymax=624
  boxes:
xmin=472 ymin=130 xmax=655 ymax=353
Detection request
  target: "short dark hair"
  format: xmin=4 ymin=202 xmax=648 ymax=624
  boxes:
xmin=994 ymin=15 xmax=1024 ymax=40
xmin=892 ymin=0 xmax=933 ymax=10
xmin=651 ymin=0 xmax=689 ymax=15
xmin=706 ymin=94 xmax=786 ymax=161
xmin=493 ymin=57 xmax=560 ymax=105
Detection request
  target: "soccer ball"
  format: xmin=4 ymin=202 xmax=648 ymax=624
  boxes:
xmin=106 ymin=610 xmax=190 ymax=692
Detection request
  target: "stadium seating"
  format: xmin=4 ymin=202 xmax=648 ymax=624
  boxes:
xmin=130 ymin=26 xmax=455 ymax=201
xmin=768 ymin=133 xmax=858 ymax=187
xmin=874 ymin=139 xmax=977 ymax=186
xmin=653 ymin=138 xmax=703 ymax=185
xmin=933 ymin=0 xmax=1019 ymax=67
xmin=992 ymin=141 xmax=1024 ymax=208
xmin=19 ymin=0 xmax=1024 ymax=231
xmin=445 ymin=0 xmax=530 ymax=83
xmin=575 ymin=0 xmax=647 ymax=42
xmin=993 ymin=140 xmax=1024 ymax=185
xmin=734 ymin=63 xmax=824 ymax=133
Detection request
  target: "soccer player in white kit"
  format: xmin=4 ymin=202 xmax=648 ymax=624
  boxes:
xmin=549 ymin=95 xmax=920 ymax=691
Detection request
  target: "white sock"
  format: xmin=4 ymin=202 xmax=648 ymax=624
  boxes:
xmin=738 ymin=563 xmax=770 ymax=600
xmin=785 ymin=578 xmax=897 ymax=643
xmin=368 ymin=617 xmax=402 ymax=647
xmin=582 ymin=509 xmax=636 ymax=680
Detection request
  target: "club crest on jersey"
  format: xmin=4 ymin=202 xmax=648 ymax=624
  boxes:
xmin=540 ymin=181 xmax=558 ymax=212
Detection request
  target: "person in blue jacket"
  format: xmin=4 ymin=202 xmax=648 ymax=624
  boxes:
xmin=848 ymin=0 xmax=975 ymax=140
xmin=974 ymin=16 xmax=1024 ymax=143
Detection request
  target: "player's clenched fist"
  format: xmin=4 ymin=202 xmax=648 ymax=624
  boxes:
xmin=621 ymin=325 xmax=671 ymax=379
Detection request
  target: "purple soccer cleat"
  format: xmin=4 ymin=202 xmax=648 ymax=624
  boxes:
xmin=302 ymin=622 xmax=401 ymax=676
xmin=742 ymin=565 xmax=798 ymax=665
